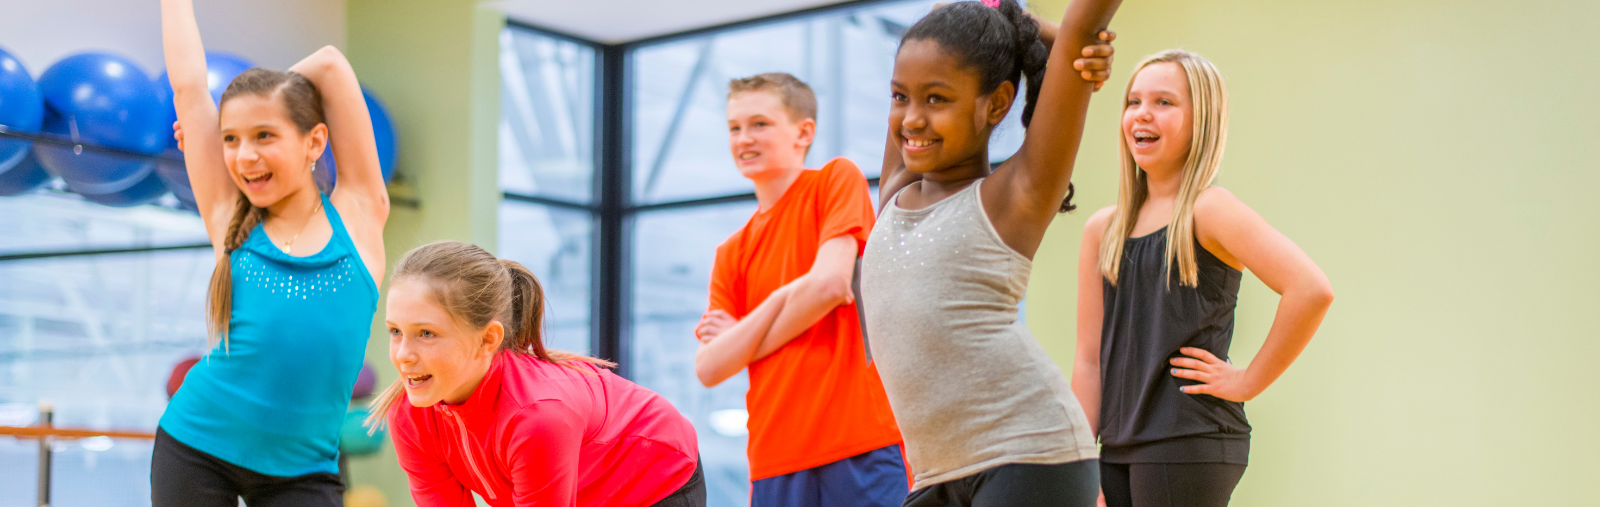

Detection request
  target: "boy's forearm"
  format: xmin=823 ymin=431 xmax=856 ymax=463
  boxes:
xmin=751 ymin=273 xmax=852 ymax=360
xmin=694 ymin=287 xmax=791 ymax=386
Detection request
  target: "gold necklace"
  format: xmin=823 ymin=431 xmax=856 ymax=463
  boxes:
xmin=279 ymin=198 xmax=324 ymax=255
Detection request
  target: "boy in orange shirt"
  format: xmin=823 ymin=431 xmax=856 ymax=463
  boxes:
xmin=693 ymin=73 xmax=906 ymax=507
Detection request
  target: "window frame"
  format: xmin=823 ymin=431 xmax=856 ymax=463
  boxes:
xmin=508 ymin=0 xmax=900 ymax=376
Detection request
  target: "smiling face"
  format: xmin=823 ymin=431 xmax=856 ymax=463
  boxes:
xmin=889 ymin=39 xmax=1013 ymax=176
xmin=218 ymin=93 xmax=326 ymax=208
xmin=726 ymin=90 xmax=814 ymax=181
xmin=385 ymin=278 xmax=502 ymax=407
xmin=1122 ymin=62 xmax=1194 ymax=178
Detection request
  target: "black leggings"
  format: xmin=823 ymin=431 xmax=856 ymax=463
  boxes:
xmin=1100 ymin=462 xmax=1246 ymax=507
xmin=151 ymin=428 xmax=344 ymax=507
xmin=902 ymin=459 xmax=1099 ymax=507
xmin=649 ymin=457 xmax=708 ymax=507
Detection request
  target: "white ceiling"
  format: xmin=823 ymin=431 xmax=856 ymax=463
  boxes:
xmin=489 ymin=0 xmax=851 ymax=44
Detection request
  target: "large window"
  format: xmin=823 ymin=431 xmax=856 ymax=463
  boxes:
xmin=498 ymin=27 xmax=600 ymax=356
xmin=0 ymin=191 xmax=213 ymax=507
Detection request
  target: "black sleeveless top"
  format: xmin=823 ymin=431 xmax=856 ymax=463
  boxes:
xmin=1099 ymin=226 xmax=1250 ymax=464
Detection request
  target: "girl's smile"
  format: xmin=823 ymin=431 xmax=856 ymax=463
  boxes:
xmin=889 ymin=38 xmax=1007 ymax=178
xmin=386 ymin=279 xmax=499 ymax=407
xmin=1122 ymin=62 xmax=1192 ymax=176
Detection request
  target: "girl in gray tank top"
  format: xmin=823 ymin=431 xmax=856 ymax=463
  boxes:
xmin=860 ymin=0 xmax=1120 ymax=504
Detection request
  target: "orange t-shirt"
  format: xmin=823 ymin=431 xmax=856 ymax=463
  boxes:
xmin=706 ymin=157 xmax=903 ymax=480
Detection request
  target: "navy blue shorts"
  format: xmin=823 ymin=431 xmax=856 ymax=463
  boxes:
xmin=751 ymin=444 xmax=909 ymax=507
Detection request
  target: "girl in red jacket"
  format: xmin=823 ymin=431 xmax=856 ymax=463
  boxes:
xmin=369 ymin=241 xmax=704 ymax=506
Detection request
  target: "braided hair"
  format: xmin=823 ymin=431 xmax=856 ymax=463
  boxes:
xmin=901 ymin=0 xmax=1075 ymax=212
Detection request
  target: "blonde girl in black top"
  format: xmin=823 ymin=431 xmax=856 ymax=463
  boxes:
xmin=1074 ymin=50 xmax=1335 ymax=507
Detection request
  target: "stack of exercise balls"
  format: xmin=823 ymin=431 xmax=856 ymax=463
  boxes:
xmin=34 ymin=52 xmax=171 ymax=206
xmin=0 ymin=44 xmax=398 ymax=208
xmin=0 ymin=46 xmax=48 ymax=196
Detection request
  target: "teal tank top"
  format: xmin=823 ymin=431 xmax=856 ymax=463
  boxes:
xmin=160 ymin=193 xmax=378 ymax=477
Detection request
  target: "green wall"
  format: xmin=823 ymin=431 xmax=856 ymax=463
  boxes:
xmin=1024 ymin=0 xmax=1600 ymax=505
xmin=342 ymin=1 xmax=504 ymax=505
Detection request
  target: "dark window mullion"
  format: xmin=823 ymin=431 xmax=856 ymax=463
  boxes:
xmin=596 ymin=44 xmax=632 ymax=375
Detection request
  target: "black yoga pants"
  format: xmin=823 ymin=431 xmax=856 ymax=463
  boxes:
xmin=151 ymin=428 xmax=344 ymax=507
xmin=650 ymin=457 xmax=708 ymax=507
xmin=1100 ymin=462 xmax=1247 ymax=507
xmin=902 ymin=459 xmax=1099 ymax=507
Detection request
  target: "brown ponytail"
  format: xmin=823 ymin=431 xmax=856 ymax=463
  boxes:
xmin=366 ymin=241 xmax=612 ymax=432
xmin=500 ymin=259 xmax=605 ymax=366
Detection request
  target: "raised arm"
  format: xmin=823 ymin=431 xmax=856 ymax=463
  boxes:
xmin=984 ymin=0 xmax=1121 ymax=258
xmin=287 ymin=47 xmax=389 ymax=285
xmin=161 ymin=0 xmax=236 ymax=254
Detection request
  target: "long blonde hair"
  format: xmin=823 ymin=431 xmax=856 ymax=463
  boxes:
xmin=1099 ymin=50 xmax=1229 ymax=288
xmin=365 ymin=241 xmax=613 ymax=431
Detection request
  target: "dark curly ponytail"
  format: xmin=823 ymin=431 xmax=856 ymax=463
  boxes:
xmin=902 ymin=0 xmax=1074 ymax=212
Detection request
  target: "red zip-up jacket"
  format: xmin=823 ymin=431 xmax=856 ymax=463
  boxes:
xmin=390 ymin=351 xmax=699 ymax=506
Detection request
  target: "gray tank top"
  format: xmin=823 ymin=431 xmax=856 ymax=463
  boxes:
xmin=861 ymin=179 xmax=1097 ymax=490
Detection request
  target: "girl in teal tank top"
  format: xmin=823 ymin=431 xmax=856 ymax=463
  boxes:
xmin=156 ymin=1 xmax=390 ymax=504
xmin=160 ymin=193 xmax=377 ymax=476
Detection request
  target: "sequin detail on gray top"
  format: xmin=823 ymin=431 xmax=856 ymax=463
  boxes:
xmin=860 ymin=178 xmax=1097 ymax=490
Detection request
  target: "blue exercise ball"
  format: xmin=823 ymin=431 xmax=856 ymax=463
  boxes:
xmin=39 ymin=111 xmax=155 ymax=194
xmin=0 ymin=45 xmax=43 ymax=174
xmin=155 ymin=52 xmax=256 ymax=149
xmin=0 ymin=149 xmax=50 ymax=196
xmin=339 ymin=407 xmax=386 ymax=457
xmin=34 ymin=52 xmax=167 ymax=193
xmin=152 ymin=148 xmax=194 ymax=208
xmin=74 ymin=169 xmax=168 ymax=207
xmin=313 ymin=86 xmax=397 ymax=192
xmin=77 ymin=171 xmax=167 ymax=207
xmin=366 ymin=87 xmax=397 ymax=181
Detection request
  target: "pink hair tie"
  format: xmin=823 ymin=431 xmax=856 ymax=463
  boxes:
xmin=981 ymin=0 xmax=1001 ymax=6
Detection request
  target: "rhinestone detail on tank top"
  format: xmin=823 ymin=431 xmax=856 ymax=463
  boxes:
xmin=236 ymin=251 xmax=363 ymax=300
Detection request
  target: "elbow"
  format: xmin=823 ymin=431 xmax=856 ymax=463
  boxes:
xmin=314 ymin=45 xmax=347 ymax=67
xmin=1308 ymin=278 xmax=1335 ymax=309
xmin=693 ymin=358 xmax=724 ymax=388
xmin=300 ymin=46 xmax=349 ymax=76
xmin=1071 ymin=360 xmax=1100 ymax=386
xmin=695 ymin=368 xmax=723 ymax=388
xmin=813 ymin=275 xmax=855 ymax=308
